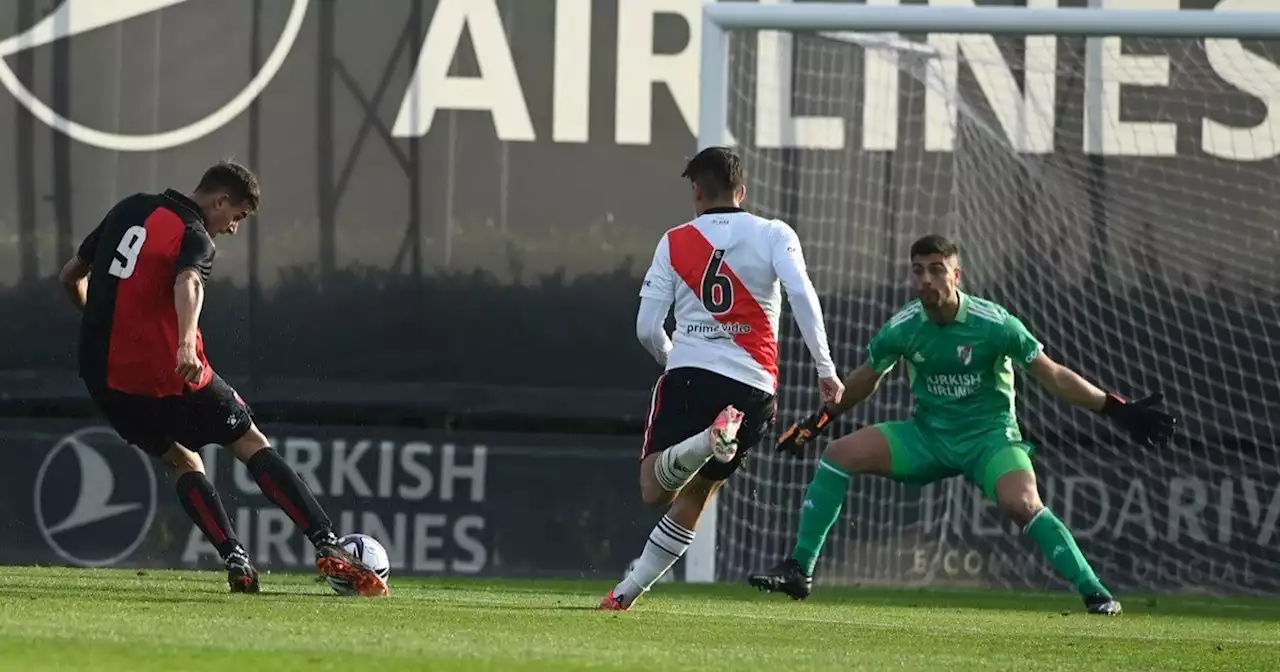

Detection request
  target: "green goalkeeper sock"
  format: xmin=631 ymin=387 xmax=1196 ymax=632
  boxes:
xmin=790 ymin=457 xmax=851 ymax=576
xmin=1024 ymin=508 xmax=1111 ymax=598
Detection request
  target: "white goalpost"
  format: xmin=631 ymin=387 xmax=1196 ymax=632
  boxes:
xmin=686 ymin=1 xmax=1280 ymax=596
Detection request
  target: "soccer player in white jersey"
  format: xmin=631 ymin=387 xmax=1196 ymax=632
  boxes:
xmin=599 ymin=146 xmax=843 ymax=611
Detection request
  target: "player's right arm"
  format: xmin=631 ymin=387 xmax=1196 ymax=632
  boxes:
xmin=776 ymin=309 xmax=906 ymax=456
xmin=635 ymin=234 xmax=675 ymax=367
xmin=57 ymin=204 xmax=115 ymax=311
xmin=174 ymin=230 xmax=216 ymax=383
xmin=768 ymin=222 xmax=840 ymax=400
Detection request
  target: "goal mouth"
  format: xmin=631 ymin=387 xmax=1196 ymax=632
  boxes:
xmin=694 ymin=2 xmax=1280 ymax=597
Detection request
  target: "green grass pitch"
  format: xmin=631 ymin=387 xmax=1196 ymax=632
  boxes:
xmin=0 ymin=567 xmax=1277 ymax=671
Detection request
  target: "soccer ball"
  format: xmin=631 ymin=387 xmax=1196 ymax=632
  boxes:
xmin=325 ymin=533 xmax=391 ymax=596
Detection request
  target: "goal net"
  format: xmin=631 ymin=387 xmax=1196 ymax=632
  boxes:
xmin=707 ymin=5 xmax=1280 ymax=595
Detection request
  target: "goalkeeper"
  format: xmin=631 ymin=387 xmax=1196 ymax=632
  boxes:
xmin=748 ymin=235 xmax=1176 ymax=616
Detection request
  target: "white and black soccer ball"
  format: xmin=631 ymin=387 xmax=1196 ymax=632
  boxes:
xmin=326 ymin=533 xmax=391 ymax=596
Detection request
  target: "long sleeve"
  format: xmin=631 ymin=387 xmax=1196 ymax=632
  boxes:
xmin=770 ymin=223 xmax=838 ymax=379
xmin=636 ymin=295 xmax=674 ymax=367
xmin=637 ymin=235 xmax=676 ymax=367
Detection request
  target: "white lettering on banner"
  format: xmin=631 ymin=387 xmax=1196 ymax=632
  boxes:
xmin=553 ymin=0 xmax=593 ymax=143
xmin=181 ymin=508 xmax=488 ymax=574
xmin=1203 ymin=0 xmax=1280 ymax=161
xmin=1062 ymin=476 xmax=1109 ymax=538
xmin=400 ymin=443 xmax=435 ymax=500
xmin=331 ymin=440 xmax=373 ymax=497
xmin=185 ymin=435 xmax=491 ymax=574
xmin=211 ymin=437 xmax=488 ymax=501
xmin=614 ymin=0 xmax=708 ymax=146
xmin=906 ymin=546 xmax=1260 ymax=587
xmin=921 ymin=474 xmax=1280 ymax=547
xmin=287 ymin=438 xmax=325 ymax=493
xmin=924 ymin=0 xmax=1057 ymax=153
xmin=393 ymin=0 xmax=535 ymax=141
xmin=1 ymin=1 xmax=1275 ymax=156
xmin=752 ymin=0 xmax=843 ymax=150
xmin=1084 ymin=0 xmax=1179 ymax=157
xmin=1113 ymin=478 xmax=1157 ymax=540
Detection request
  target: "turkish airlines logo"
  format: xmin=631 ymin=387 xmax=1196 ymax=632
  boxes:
xmin=0 ymin=0 xmax=309 ymax=152
xmin=33 ymin=427 xmax=157 ymax=567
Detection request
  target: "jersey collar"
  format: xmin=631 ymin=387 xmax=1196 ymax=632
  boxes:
xmin=162 ymin=189 xmax=207 ymax=225
xmin=700 ymin=206 xmax=744 ymax=215
xmin=954 ymin=291 xmax=970 ymax=323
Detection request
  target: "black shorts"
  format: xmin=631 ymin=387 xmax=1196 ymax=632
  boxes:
xmin=640 ymin=367 xmax=776 ymax=481
xmin=85 ymin=374 xmax=255 ymax=457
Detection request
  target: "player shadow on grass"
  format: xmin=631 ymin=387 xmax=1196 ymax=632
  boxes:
xmin=0 ymin=584 xmax=342 ymax=602
xmin=722 ymin=585 xmax=1280 ymax=623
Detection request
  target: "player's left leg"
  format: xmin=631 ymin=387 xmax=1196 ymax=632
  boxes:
xmin=181 ymin=375 xmax=388 ymax=597
xmin=602 ymin=377 xmax=774 ymax=611
xmin=636 ymin=369 xmax=745 ymax=508
xmin=156 ymin=442 xmax=260 ymax=594
xmin=602 ymin=475 xmax=723 ymax=611
xmin=973 ymin=443 xmax=1121 ymax=616
xmin=89 ymin=386 xmax=258 ymax=594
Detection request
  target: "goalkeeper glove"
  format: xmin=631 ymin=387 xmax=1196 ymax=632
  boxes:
xmin=776 ymin=406 xmax=834 ymax=457
xmin=1100 ymin=391 xmax=1177 ymax=448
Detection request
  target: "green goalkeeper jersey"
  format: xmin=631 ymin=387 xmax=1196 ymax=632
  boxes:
xmin=865 ymin=292 xmax=1043 ymax=438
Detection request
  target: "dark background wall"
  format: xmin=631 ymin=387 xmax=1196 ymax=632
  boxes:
xmin=0 ymin=0 xmax=1275 ymax=427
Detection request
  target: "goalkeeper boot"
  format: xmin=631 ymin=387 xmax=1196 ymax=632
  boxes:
xmin=708 ymin=405 xmax=745 ymax=464
xmin=315 ymin=536 xmax=390 ymax=598
xmin=748 ymin=558 xmax=813 ymax=601
xmin=226 ymin=546 xmax=260 ymax=594
xmin=1084 ymin=593 xmax=1122 ymax=616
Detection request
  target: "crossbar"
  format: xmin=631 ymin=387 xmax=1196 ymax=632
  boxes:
xmin=705 ymin=4 xmax=1280 ymax=39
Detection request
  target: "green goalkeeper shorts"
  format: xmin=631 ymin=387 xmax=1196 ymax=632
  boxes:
xmin=876 ymin=419 xmax=1035 ymax=500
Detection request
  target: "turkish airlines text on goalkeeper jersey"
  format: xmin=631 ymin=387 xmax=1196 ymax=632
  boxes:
xmin=640 ymin=208 xmax=812 ymax=393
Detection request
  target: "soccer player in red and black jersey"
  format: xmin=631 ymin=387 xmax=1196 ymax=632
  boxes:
xmin=57 ymin=161 xmax=387 ymax=597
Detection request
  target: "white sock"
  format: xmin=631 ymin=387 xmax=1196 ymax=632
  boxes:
xmin=654 ymin=431 xmax=713 ymax=491
xmin=614 ymin=515 xmax=694 ymax=605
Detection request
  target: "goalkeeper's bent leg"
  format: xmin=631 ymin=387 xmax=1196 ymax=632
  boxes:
xmin=790 ymin=426 xmax=894 ymax=575
xmin=993 ymin=470 xmax=1112 ymax=601
xmin=790 ymin=457 xmax=851 ymax=575
xmin=1023 ymin=508 xmax=1111 ymax=599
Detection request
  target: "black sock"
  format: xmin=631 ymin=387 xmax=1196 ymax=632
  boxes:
xmin=175 ymin=471 xmax=241 ymax=560
xmin=246 ymin=448 xmax=334 ymax=545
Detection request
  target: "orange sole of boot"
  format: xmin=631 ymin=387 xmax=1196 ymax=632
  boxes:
xmin=316 ymin=556 xmax=389 ymax=597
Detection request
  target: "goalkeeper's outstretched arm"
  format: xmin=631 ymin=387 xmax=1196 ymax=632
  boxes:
xmin=1025 ymin=352 xmax=1178 ymax=448
xmin=827 ymin=362 xmax=889 ymax=416
xmin=776 ymin=362 xmax=889 ymax=456
xmin=1025 ymin=353 xmax=1107 ymax=411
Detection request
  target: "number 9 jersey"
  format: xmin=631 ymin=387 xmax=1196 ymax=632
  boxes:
xmin=77 ymin=190 xmax=217 ymax=398
xmin=638 ymin=207 xmax=837 ymax=394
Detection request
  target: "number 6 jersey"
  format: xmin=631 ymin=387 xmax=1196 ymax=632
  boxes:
xmin=77 ymin=190 xmax=217 ymax=397
xmin=637 ymin=207 xmax=838 ymax=394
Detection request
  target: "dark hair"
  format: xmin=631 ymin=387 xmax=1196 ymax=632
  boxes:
xmin=909 ymin=234 xmax=960 ymax=259
xmin=195 ymin=160 xmax=262 ymax=215
xmin=681 ymin=146 xmax=744 ymax=200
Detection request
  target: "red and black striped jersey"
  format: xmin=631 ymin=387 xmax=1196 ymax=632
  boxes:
xmin=77 ymin=190 xmax=217 ymax=398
